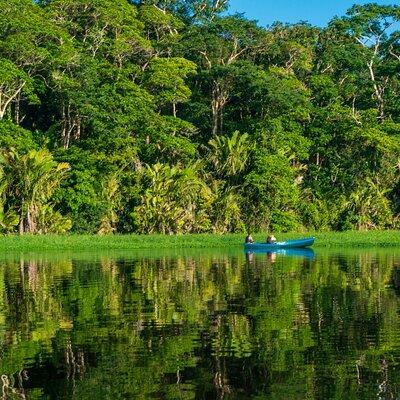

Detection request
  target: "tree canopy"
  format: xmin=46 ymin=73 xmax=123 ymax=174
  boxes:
xmin=0 ymin=0 xmax=399 ymax=233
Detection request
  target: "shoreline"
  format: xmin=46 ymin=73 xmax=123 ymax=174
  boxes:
xmin=0 ymin=231 xmax=398 ymax=252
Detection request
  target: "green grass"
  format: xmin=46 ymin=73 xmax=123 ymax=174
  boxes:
xmin=0 ymin=230 xmax=398 ymax=252
xmin=309 ymin=230 xmax=400 ymax=248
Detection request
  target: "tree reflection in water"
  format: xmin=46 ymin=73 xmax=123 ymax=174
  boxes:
xmin=0 ymin=250 xmax=399 ymax=399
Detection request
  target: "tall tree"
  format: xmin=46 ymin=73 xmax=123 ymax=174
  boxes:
xmin=330 ymin=4 xmax=400 ymax=122
xmin=182 ymin=15 xmax=264 ymax=137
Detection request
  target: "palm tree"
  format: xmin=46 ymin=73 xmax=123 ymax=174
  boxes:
xmin=208 ymin=131 xmax=251 ymax=180
xmin=0 ymin=148 xmax=70 ymax=233
xmin=206 ymin=131 xmax=250 ymax=232
xmin=343 ymin=178 xmax=392 ymax=230
xmin=98 ymin=174 xmax=121 ymax=235
xmin=133 ymin=163 xmax=212 ymax=234
xmin=0 ymin=167 xmax=19 ymax=232
xmin=210 ymin=180 xmax=245 ymax=233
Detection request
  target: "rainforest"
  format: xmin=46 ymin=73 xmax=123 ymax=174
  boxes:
xmin=0 ymin=0 xmax=399 ymax=235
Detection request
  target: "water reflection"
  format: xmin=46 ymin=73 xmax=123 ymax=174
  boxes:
xmin=245 ymin=248 xmax=315 ymax=263
xmin=0 ymin=249 xmax=399 ymax=399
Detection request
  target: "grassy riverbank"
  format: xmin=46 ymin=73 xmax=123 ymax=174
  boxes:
xmin=0 ymin=231 xmax=398 ymax=252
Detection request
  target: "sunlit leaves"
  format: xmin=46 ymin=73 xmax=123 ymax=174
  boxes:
xmin=207 ymin=130 xmax=250 ymax=179
xmin=0 ymin=59 xmax=36 ymax=120
xmin=133 ymin=162 xmax=212 ymax=234
xmin=145 ymin=57 xmax=197 ymax=112
xmin=0 ymin=148 xmax=71 ymax=233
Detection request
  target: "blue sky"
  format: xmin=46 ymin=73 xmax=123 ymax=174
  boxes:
xmin=228 ymin=0 xmax=396 ymax=27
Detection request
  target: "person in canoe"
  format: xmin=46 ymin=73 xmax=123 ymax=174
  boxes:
xmin=245 ymin=234 xmax=254 ymax=244
xmin=266 ymin=234 xmax=277 ymax=244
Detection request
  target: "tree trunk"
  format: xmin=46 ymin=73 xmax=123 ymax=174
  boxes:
xmin=0 ymin=82 xmax=26 ymax=120
xmin=61 ymin=103 xmax=82 ymax=149
xmin=14 ymin=91 xmax=21 ymax=125
xmin=367 ymin=60 xmax=386 ymax=122
xmin=211 ymin=81 xmax=229 ymax=135
xmin=19 ymin=202 xmax=25 ymax=234
xmin=27 ymin=205 xmax=37 ymax=234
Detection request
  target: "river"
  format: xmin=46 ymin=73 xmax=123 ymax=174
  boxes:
xmin=0 ymin=248 xmax=399 ymax=399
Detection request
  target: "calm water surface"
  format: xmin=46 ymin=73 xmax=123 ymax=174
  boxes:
xmin=1 ymin=248 xmax=400 ymax=399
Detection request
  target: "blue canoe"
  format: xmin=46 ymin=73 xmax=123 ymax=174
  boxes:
xmin=243 ymin=237 xmax=315 ymax=251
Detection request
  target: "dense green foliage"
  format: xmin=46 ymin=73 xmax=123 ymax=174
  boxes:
xmin=0 ymin=0 xmax=399 ymax=233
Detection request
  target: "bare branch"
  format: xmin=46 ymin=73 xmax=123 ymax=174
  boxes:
xmin=0 ymin=82 xmax=26 ymax=120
